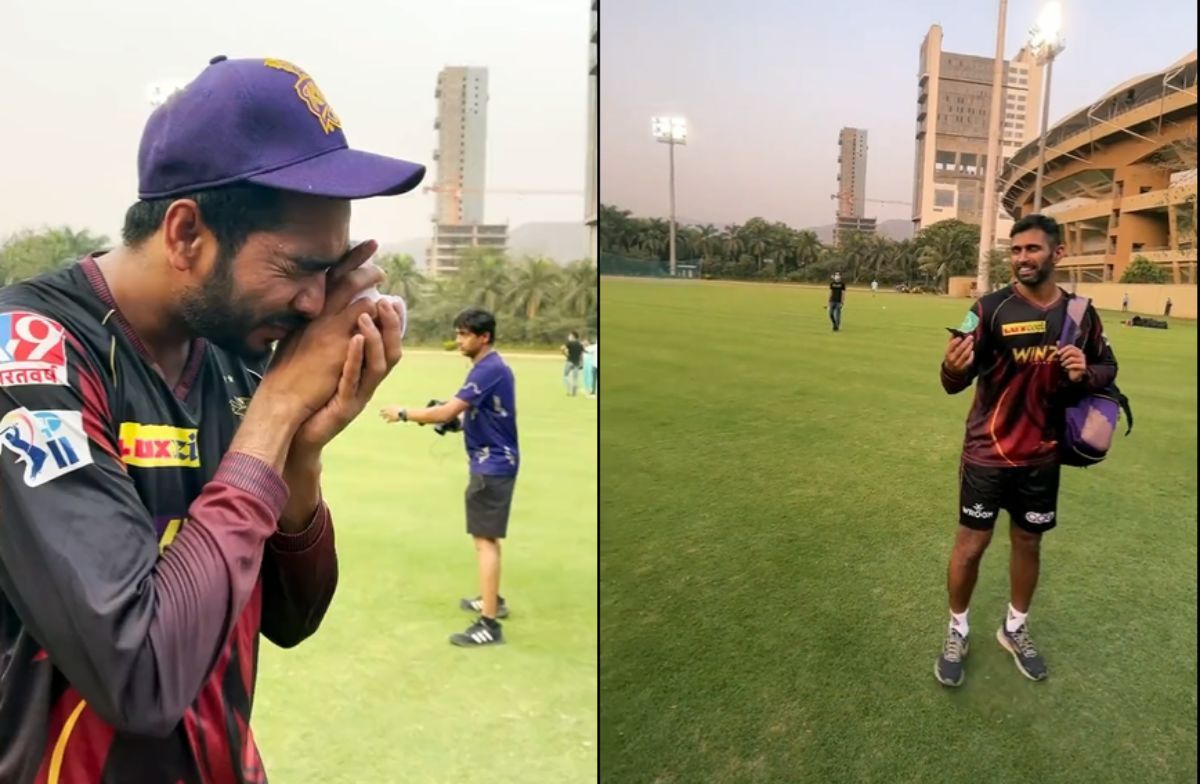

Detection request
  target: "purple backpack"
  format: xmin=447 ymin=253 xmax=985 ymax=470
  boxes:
xmin=1058 ymin=295 xmax=1133 ymax=467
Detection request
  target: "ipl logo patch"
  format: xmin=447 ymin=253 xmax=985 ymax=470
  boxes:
xmin=264 ymin=59 xmax=342 ymax=134
xmin=0 ymin=408 xmax=93 ymax=487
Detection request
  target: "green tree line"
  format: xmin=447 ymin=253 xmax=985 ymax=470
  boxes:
xmin=1 ymin=228 xmax=597 ymax=348
xmin=600 ymin=203 xmax=1015 ymax=292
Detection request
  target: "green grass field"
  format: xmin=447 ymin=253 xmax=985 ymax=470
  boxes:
xmin=599 ymin=278 xmax=1197 ymax=784
xmin=252 ymin=350 xmax=596 ymax=783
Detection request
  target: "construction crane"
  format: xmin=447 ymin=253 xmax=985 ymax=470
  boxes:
xmin=829 ymin=193 xmax=911 ymax=207
xmin=423 ymin=184 xmax=582 ymax=196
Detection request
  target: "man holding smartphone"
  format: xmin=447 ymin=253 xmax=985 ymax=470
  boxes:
xmin=935 ymin=214 xmax=1117 ymax=688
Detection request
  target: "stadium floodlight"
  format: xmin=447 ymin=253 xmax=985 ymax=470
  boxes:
xmin=653 ymin=116 xmax=687 ymax=276
xmin=1029 ymin=2 xmax=1066 ymax=212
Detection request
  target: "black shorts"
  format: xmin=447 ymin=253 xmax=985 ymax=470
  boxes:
xmin=958 ymin=460 xmax=1061 ymax=534
xmin=465 ymin=473 xmax=516 ymax=539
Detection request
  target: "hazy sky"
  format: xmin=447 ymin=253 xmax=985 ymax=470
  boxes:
xmin=602 ymin=0 xmax=1198 ymax=229
xmin=0 ymin=0 xmax=589 ymax=246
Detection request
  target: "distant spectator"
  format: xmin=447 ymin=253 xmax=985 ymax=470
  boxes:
xmin=1122 ymin=292 xmax=1130 ymax=312
xmin=562 ymin=331 xmax=584 ymax=396
xmin=1164 ymin=297 xmax=1173 ymax=317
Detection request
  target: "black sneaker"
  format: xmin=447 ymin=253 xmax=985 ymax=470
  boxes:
xmin=935 ymin=628 xmax=969 ymax=687
xmin=997 ymin=623 xmax=1048 ymax=681
xmin=450 ymin=617 xmax=504 ymax=647
xmin=460 ymin=596 xmax=509 ymax=619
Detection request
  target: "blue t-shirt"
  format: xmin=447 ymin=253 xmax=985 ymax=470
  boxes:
xmin=455 ymin=351 xmax=519 ymax=476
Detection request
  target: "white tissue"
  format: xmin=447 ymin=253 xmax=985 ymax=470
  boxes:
xmin=351 ymin=286 xmax=407 ymax=338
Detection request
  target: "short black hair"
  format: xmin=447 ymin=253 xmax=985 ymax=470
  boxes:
xmin=569 ymin=330 xmax=579 ymax=339
xmin=454 ymin=307 xmax=496 ymax=344
xmin=1010 ymin=213 xmax=1062 ymax=248
xmin=122 ymin=183 xmax=290 ymax=260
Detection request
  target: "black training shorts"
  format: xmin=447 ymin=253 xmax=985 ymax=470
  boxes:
xmin=958 ymin=460 xmax=1061 ymax=534
xmin=466 ymin=473 xmax=516 ymax=539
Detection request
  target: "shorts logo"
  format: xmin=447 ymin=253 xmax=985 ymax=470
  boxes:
xmin=229 ymin=397 xmax=249 ymax=419
xmin=118 ymin=423 xmax=200 ymax=468
xmin=1024 ymin=511 xmax=1056 ymax=525
xmin=962 ymin=503 xmax=996 ymax=520
xmin=1001 ymin=320 xmax=1046 ymax=336
xmin=264 ymin=59 xmax=342 ymax=134
xmin=0 ymin=312 xmax=68 ymax=387
xmin=0 ymin=408 xmax=93 ymax=487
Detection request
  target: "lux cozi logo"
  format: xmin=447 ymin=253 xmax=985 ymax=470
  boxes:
xmin=1011 ymin=345 xmax=1060 ymax=365
xmin=118 ymin=423 xmax=200 ymax=468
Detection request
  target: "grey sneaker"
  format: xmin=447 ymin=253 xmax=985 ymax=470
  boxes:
xmin=935 ymin=628 xmax=969 ymax=687
xmin=997 ymin=623 xmax=1048 ymax=681
xmin=459 ymin=596 xmax=509 ymax=619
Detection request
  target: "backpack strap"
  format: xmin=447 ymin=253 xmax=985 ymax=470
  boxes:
xmin=1117 ymin=389 xmax=1134 ymax=436
xmin=1058 ymin=294 xmax=1090 ymax=348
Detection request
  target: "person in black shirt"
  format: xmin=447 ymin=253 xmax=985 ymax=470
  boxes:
xmin=935 ymin=214 xmax=1117 ymax=688
xmin=562 ymin=331 xmax=584 ymax=396
xmin=828 ymin=272 xmax=847 ymax=331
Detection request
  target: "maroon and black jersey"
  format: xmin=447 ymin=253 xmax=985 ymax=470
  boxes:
xmin=0 ymin=258 xmax=338 ymax=783
xmin=940 ymin=285 xmax=1118 ymax=468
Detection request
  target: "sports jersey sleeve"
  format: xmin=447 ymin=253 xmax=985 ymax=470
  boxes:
xmin=941 ymin=301 xmax=984 ymax=394
xmin=260 ymin=500 xmax=338 ymax=648
xmin=0 ymin=314 xmax=287 ymax=737
xmin=455 ymin=360 xmax=500 ymax=408
xmin=1076 ymin=305 xmax=1118 ymax=393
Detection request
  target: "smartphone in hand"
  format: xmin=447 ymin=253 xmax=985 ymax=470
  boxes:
xmin=945 ymin=327 xmax=969 ymax=339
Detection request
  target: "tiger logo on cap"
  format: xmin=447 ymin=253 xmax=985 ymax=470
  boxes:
xmin=264 ymin=59 xmax=342 ymax=135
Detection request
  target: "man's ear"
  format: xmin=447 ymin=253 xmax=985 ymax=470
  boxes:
xmin=161 ymin=199 xmax=208 ymax=273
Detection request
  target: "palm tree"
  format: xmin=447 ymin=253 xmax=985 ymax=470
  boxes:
xmin=696 ymin=224 xmax=720 ymax=261
xmin=792 ymin=231 xmax=822 ymax=278
xmin=559 ymin=259 xmax=597 ymax=317
xmin=457 ymin=252 xmax=511 ymax=312
xmin=508 ymin=257 xmax=563 ymax=319
xmin=376 ymin=253 xmax=424 ymax=306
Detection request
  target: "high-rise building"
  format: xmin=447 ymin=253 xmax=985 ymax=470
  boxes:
xmin=585 ymin=0 xmax=599 ymax=261
xmin=834 ymin=127 xmax=875 ymax=244
xmin=434 ymin=66 xmax=488 ymax=225
xmin=912 ymin=25 xmax=1044 ymax=242
xmin=836 ymin=128 xmax=868 ymax=219
xmin=427 ymin=66 xmax=509 ymax=276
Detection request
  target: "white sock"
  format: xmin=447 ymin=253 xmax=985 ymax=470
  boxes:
xmin=1006 ymin=604 xmax=1028 ymax=633
xmin=949 ymin=609 xmax=969 ymax=638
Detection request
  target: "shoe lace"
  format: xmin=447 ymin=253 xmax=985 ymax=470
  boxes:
xmin=942 ymin=631 xmax=965 ymax=662
xmin=1011 ymin=626 xmax=1039 ymax=658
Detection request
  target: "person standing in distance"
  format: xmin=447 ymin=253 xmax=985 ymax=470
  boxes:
xmin=582 ymin=336 xmax=597 ymax=398
xmin=828 ymin=272 xmax=847 ymax=331
xmin=562 ymin=330 xmax=584 ymax=395
xmin=380 ymin=308 xmax=518 ymax=647
xmin=871 ymin=278 xmax=879 ymax=297
xmin=936 ymin=214 xmax=1117 ymax=687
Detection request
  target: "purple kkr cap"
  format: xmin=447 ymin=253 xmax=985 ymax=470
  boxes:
xmin=138 ymin=55 xmax=425 ymax=200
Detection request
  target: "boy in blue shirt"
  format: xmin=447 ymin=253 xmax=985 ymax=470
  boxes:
xmin=381 ymin=308 xmax=518 ymax=646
